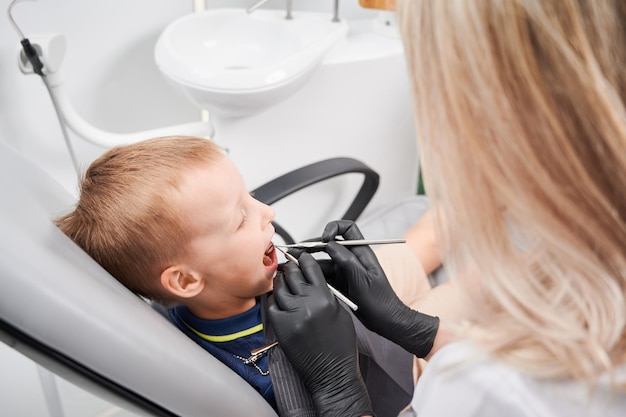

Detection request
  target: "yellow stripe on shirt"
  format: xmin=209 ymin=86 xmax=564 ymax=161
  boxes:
xmin=182 ymin=321 xmax=264 ymax=343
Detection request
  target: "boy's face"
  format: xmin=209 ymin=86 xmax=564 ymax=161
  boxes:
xmin=174 ymin=156 xmax=278 ymax=317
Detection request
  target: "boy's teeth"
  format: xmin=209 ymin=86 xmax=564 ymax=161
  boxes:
xmin=263 ymin=243 xmax=274 ymax=266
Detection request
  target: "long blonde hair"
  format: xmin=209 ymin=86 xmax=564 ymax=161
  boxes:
xmin=55 ymin=136 xmax=224 ymax=302
xmin=398 ymin=0 xmax=626 ymax=381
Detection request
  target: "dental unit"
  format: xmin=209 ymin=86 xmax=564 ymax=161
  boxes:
xmin=8 ymin=0 xmax=213 ymax=174
xmin=10 ymin=0 xmax=349 ymax=173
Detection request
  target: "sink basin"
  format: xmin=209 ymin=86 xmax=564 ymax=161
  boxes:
xmin=154 ymin=8 xmax=348 ymax=118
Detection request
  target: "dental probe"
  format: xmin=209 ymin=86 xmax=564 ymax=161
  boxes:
xmin=275 ymin=246 xmax=358 ymax=311
xmin=275 ymin=238 xmax=405 ymax=249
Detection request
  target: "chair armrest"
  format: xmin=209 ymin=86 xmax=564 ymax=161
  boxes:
xmin=252 ymin=157 xmax=380 ymax=244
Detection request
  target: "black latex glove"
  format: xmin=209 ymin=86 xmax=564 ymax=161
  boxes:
xmin=268 ymin=253 xmax=373 ymax=417
xmin=320 ymin=220 xmax=440 ymax=358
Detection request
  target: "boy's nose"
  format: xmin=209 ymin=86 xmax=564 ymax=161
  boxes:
xmin=260 ymin=201 xmax=275 ymax=226
xmin=265 ymin=204 xmax=275 ymax=224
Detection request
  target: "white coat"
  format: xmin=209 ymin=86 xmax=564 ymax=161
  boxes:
xmin=409 ymin=341 xmax=626 ymax=417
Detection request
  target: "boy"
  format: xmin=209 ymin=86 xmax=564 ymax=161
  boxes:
xmin=55 ymin=136 xmax=449 ymax=417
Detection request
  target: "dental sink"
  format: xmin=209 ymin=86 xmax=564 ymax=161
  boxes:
xmin=154 ymin=8 xmax=348 ymax=118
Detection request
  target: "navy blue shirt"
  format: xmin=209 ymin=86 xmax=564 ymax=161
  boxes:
xmin=168 ymin=302 xmax=277 ymax=410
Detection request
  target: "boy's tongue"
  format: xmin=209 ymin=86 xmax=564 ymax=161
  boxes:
xmin=263 ymin=243 xmax=275 ymax=266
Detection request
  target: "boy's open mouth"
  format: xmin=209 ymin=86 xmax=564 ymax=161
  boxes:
xmin=263 ymin=242 xmax=275 ymax=266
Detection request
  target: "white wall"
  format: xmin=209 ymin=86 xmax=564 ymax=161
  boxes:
xmin=0 ymin=0 xmax=418 ymax=415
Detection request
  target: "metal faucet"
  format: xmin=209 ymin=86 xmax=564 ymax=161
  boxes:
xmin=247 ymin=0 xmax=293 ymax=19
xmin=246 ymin=0 xmax=271 ymax=14
xmin=246 ymin=0 xmax=339 ymax=22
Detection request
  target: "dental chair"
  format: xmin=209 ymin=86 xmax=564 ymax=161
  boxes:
xmin=0 ymin=139 xmax=431 ymax=417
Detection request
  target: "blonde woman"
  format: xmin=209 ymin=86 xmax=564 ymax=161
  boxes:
xmin=267 ymin=1 xmax=626 ymax=416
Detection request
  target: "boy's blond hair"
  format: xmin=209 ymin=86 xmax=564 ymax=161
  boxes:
xmin=55 ymin=136 xmax=224 ymax=302
xmin=399 ymin=0 xmax=626 ymax=381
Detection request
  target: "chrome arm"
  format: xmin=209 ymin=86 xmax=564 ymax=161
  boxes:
xmin=248 ymin=0 xmax=293 ymax=19
xmin=246 ymin=0 xmax=270 ymax=14
xmin=332 ymin=0 xmax=339 ymax=22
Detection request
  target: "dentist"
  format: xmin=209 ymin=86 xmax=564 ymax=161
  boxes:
xmin=267 ymin=0 xmax=626 ymax=416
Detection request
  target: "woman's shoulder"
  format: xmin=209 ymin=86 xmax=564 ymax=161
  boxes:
xmin=411 ymin=340 xmax=626 ymax=417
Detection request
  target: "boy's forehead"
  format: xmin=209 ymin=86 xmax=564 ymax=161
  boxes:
xmin=179 ymin=155 xmax=236 ymax=184
xmin=176 ymin=157 xmax=245 ymax=229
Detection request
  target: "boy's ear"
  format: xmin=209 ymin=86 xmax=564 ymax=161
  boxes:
xmin=160 ymin=265 xmax=204 ymax=298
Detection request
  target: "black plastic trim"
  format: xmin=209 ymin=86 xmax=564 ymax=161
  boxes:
xmin=252 ymin=157 xmax=379 ymax=244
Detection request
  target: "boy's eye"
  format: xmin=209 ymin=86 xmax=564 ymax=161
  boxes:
xmin=238 ymin=210 xmax=247 ymax=229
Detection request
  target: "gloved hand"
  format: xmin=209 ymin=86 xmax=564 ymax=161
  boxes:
xmin=268 ymin=253 xmax=373 ymax=417
xmin=320 ymin=220 xmax=440 ymax=358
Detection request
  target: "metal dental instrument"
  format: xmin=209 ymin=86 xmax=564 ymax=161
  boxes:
xmin=275 ymin=246 xmax=358 ymax=311
xmin=250 ymin=341 xmax=278 ymax=357
xmin=275 ymin=238 xmax=406 ymax=249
